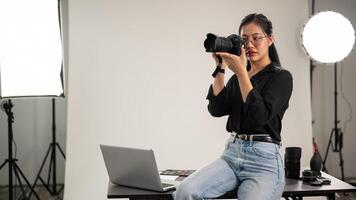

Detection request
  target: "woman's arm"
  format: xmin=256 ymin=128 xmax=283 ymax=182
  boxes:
xmin=243 ymin=70 xmax=293 ymax=126
xmin=206 ymin=54 xmax=232 ymax=117
xmin=236 ymin=70 xmax=253 ymax=102
xmin=212 ymin=72 xmax=225 ymax=96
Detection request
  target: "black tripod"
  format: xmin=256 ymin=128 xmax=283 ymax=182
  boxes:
xmin=0 ymin=99 xmax=40 ymax=200
xmin=29 ymin=98 xmax=66 ymax=199
xmin=322 ymin=63 xmax=345 ymax=181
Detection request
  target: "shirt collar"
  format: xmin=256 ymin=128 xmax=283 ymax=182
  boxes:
xmin=258 ymin=62 xmax=279 ymax=73
xmin=248 ymin=62 xmax=278 ymax=72
xmin=248 ymin=62 xmax=280 ymax=80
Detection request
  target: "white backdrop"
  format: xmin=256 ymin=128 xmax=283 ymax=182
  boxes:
xmin=64 ymin=0 xmax=313 ymax=199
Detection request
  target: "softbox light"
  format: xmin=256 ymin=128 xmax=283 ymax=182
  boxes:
xmin=0 ymin=0 xmax=64 ymax=98
xmin=301 ymin=11 xmax=355 ymax=64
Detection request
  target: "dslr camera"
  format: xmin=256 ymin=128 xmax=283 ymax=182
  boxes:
xmin=203 ymin=33 xmax=246 ymax=56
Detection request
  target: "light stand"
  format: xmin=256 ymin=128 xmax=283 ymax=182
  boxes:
xmin=0 ymin=0 xmax=65 ymax=198
xmin=29 ymin=98 xmax=66 ymax=199
xmin=322 ymin=63 xmax=345 ymax=181
xmin=302 ymin=10 xmax=354 ymax=182
xmin=0 ymin=99 xmax=40 ymax=200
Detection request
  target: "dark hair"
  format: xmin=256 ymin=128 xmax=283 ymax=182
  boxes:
xmin=238 ymin=13 xmax=281 ymax=68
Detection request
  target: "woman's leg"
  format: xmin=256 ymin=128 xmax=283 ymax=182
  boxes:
xmin=173 ymin=158 xmax=238 ymax=200
xmin=237 ymin=142 xmax=285 ymax=200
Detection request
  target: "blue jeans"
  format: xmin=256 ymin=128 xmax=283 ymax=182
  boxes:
xmin=173 ymin=136 xmax=285 ymax=200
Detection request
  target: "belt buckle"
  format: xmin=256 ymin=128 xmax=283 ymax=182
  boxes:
xmin=238 ymin=134 xmax=248 ymax=141
xmin=228 ymin=132 xmax=237 ymax=143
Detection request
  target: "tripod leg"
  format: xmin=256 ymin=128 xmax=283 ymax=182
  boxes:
xmin=52 ymin=142 xmax=57 ymax=195
xmin=13 ymin=165 xmax=28 ymax=200
xmin=14 ymin=162 xmax=41 ymax=200
xmin=0 ymin=160 xmax=8 ymax=170
xmin=338 ymin=131 xmax=345 ymax=181
xmin=339 ymin=149 xmax=345 ymax=181
xmin=28 ymin=145 xmax=52 ymax=199
xmin=56 ymin=143 xmax=66 ymax=159
xmin=57 ymin=185 xmax=64 ymax=193
xmin=323 ymin=129 xmax=335 ymax=172
xmin=47 ymin=150 xmax=54 ymax=186
xmin=39 ymin=176 xmax=53 ymax=195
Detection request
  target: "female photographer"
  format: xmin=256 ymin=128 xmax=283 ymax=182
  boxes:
xmin=173 ymin=13 xmax=293 ymax=200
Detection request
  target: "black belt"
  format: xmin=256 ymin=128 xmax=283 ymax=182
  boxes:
xmin=232 ymin=133 xmax=281 ymax=145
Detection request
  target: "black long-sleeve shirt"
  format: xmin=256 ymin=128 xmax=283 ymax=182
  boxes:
xmin=206 ymin=62 xmax=293 ymax=142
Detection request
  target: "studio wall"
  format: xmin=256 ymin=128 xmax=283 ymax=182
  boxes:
xmin=64 ymin=0 xmax=313 ymax=199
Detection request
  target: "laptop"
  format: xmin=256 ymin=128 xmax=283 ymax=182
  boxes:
xmin=100 ymin=144 xmax=177 ymax=192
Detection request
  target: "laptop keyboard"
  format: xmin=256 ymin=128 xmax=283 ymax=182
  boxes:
xmin=162 ymin=183 xmax=174 ymax=188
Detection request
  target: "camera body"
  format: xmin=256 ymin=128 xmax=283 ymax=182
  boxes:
xmin=204 ymin=33 xmax=246 ymax=56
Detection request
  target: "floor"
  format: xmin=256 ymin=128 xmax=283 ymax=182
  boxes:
xmin=334 ymin=192 xmax=356 ymax=200
xmin=0 ymin=185 xmax=64 ymax=200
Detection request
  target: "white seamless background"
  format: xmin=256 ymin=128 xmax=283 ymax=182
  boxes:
xmin=64 ymin=0 xmax=313 ymax=199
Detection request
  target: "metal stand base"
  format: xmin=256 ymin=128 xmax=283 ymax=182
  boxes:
xmin=29 ymin=142 xmax=65 ymax=198
xmin=323 ymin=128 xmax=345 ymax=181
xmin=0 ymin=100 xmax=40 ymax=200
xmin=29 ymin=99 xmax=66 ymax=199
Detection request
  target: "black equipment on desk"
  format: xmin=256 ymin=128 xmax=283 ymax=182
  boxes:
xmin=302 ymin=169 xmax=331 ymax=186
xmin=285 ymin=147 xmax=302 ymax=179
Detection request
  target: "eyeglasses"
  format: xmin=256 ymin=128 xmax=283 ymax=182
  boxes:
xmin=242 ymin=35 xmax=268 ymax=46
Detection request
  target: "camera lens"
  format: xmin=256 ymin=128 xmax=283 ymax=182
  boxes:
xmin=203 ymin=33 xmax=243 ymax=56
xmin=204 ymin=33 xmax=217 ymax=52
xmin=285 ymin=147 xmax=302 ymax=179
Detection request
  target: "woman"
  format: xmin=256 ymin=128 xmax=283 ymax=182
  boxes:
xmin=173 ymin=13 xmax=293 ymax=200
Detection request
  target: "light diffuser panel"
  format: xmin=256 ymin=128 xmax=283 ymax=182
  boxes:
xmin=0 ymin=0 xmax=63 ymax=98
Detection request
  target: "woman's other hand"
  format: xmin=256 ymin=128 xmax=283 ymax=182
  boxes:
xmin=216 ymin=47 xmax=247 ymax=76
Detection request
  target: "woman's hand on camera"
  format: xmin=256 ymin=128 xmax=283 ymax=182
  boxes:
xmin=216 ymin=48 xmax=247 ymax=76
